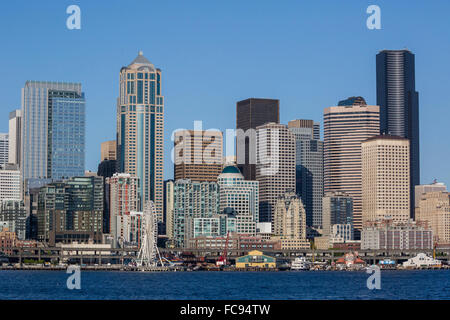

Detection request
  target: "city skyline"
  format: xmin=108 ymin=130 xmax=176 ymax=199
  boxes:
xmin=0 ymin=2 xmax=449 ymax=187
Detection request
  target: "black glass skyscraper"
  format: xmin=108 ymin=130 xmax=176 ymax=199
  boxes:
xmin=376 ymin=49 xmax=420 ymax=218
xmin=236 ymin=98 xmax=279 ymax=180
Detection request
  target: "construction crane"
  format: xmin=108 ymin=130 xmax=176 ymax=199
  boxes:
xmin=216 ymin=232 xmax=230 ymax=267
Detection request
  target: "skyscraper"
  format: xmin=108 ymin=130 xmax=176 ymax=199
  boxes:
xmin=117 ymin=51 xmax=164 ymax=222
xmin=21 ymin=81 xmax=85 ymax=180
xmin=236 ymin=98 xmax=279 ymax=180
xmin=217 ymin=166 xmax=259 ymax=235
xmin=362 ymin=135 xmax=410 ymax=224
xmin=323 ymin=100 xmax=380 ymax=237
xmin=0 ymin=134 xmax=8 ymax=166
xmin=174 ymin=129 xmax=223 ymax=182
xmin=322 ymin=191 xmax=353 ymax=237
xmin=416 ymin=190 xmax=450 ymax=245
xmin=101 ymin=140 xmax=117 ymax=161
xmin=256 ymin=122 xmax=296 ymax=226
xmin=376 ymin=49 xmax=420 ymax=218
xmin=8 ymin=110 xmax=21 ymax=166
xmin=288 ymin=119 xmax=324 ymax=228
xmin=107 ymin=173 xmax=141 ymax=246
xmin=173 ymin=179 xmax=219 ymax=247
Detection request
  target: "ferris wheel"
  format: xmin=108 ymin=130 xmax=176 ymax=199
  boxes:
xmin=136 ymin=201 xmax=165 ymax=267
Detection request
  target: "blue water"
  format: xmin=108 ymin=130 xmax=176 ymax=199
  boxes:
xmin=0 ymin=270 xmax=449 ymax=300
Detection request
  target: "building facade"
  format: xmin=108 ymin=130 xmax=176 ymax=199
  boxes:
xmin=376 ymin=49 xmax=420 ymax=219
xmin=0 ymin=134 xmax=8 ymax=166
xmin=8 ymin=110 xmax=21 ymax=166
xmin=323 ymin=100 xmax=380 ymax=237
xmin=117 ymin=51 xmax=164 ymax=223
xmin=21 ymin=81 xmax=86 ymax=180
xmin=173 ymin=179 xmax=220 ymax=247
xmin=362 ymin=135 xmax=410 ymax=224
xmin=415 ymin=181 xmax=447 ymax=209
xmin=0 ymin=200 xmax=27 ymax=240
xmin=101 ymin=140 xmax=117 ymax=161
xmin=288 ymin=119 xmax=324 ymax=228
xmin=37 ymin=176 xmax=103 ymax=245
xmin=164 ymin=179 xmax=174 ymax=239
xmin=0 ymin=164 xmax=21 ymax=201
xmin=236 ymin=98 xmax=279 ymax=180
xmin=272 ymin=191 xmax=309 ymax=249
xmin=217 ymin=166 xmax=259 ymax=235
xmin=416 ymin=191 xmax=450 ymax=245
xmin=361 ymin=220 xmax=432 ymax=250
xmin=174 ymin=129 xmax=223 ymax=182
xmin=322 ymin=191 xmax=353 ymax=237
xmin=256 ymin=122 xmax=296 ymax=224
xmin=107 ymin=173 xmax=141 ymax=246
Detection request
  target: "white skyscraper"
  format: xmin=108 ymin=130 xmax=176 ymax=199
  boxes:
xmin=8 ymin=110 xmax=21 ymax=166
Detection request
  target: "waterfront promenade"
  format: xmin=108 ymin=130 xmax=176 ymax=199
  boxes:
xmin=2 ymin=246 xmax=450 ymax=266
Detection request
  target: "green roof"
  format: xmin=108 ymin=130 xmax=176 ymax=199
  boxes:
xmin=221 ymin=166 xmax=241 ymax=174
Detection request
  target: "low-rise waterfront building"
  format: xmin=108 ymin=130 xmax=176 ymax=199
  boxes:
xmin=235 ymin=250 xmax=276 ymax=269
xmin=361 ymin=219 xmax=433 ymax=250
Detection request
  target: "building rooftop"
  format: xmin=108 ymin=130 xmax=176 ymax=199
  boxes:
xmin=221 ymin=166 xmax=241 ymax=174
xmin=363 ymin=134 xmax=408 ymax=143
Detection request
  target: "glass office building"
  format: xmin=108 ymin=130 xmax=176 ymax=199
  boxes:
xmin=21 ymin=81 xmax=85 ymax=180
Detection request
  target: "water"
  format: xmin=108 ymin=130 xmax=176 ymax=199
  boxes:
xmin=0 ymin=270 xmax=449 ymax=300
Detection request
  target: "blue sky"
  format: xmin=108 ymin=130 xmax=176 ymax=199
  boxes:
xmin=0 ymin=0 xmax=449 ymax=185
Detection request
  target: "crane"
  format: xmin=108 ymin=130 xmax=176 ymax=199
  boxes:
xmin=216 ymin=232 xmax=230 ymax=267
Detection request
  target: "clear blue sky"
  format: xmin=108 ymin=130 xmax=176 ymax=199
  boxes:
xmin=0 ymin=0 xmax=449 ymax=185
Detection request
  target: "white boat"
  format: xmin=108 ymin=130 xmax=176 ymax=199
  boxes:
xmin=402 ymin=253 xmax=441 ymax=268
xmin=290 ymin=257 xmax=310 ymax=271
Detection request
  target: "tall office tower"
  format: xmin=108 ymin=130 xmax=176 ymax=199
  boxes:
xmin=362 ymin=135 xmax=410 ymax=224
xmin=164 ymin=180 xmax=174 ymax=240
xmin=323 ymin=100 xmax=379 ymax=237
xmin=21 ymin=81 xmax=85 ymax=180
xmin=416 ymin=191 xmax=450 ymax=245
xmin=377 ymin=50 xmax=420 ymax=218
xmin=107 ymin=173 xmax=141 ymax=246
xmin=236 ymin=98 xmax=279 ymax=180
xmin=0 ymin=134 xmax=8 ymax=166
xmin=288 ymin=119 xmax=324 ymax=228
xmin=0 ymin=200 xmax=27 ymax=240
xmin=0 ymin=164 xmax=21 ymax=201
xmin=117 ymin=51 xmax=164 ymax=223
xmin=37 ymin=176 xmax=103 ymax=245
xmin=322 ymin=191 xmax=353 ymax=237
xmin=256 ymin=122 xmax=296 ymax=226
xmin=217 ymin=166 xmax=259 ymax=235
xmin=415 ymin=181 xmax=447 ymax=209
xmin=173 ymin=180 xmax=219 ymax=247
xmin=8 ymin=110 xmax=21 ymax=166
xmin=174 ymin=129 xmax=223 ymax=182
xmin=101 ymin=140 xmax=117 ymax=161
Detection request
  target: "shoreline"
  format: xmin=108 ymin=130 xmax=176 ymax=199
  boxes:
xmin=1 ymin=265 xmax=449 ymax=272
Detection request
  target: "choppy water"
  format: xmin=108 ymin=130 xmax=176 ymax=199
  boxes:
xmin=0 ymin=270 xmax=449 ymax=300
